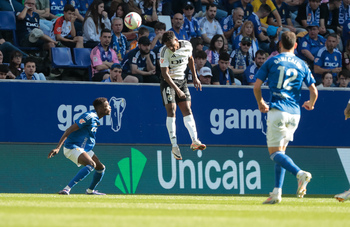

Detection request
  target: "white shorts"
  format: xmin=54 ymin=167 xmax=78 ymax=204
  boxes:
xmin=63 ymin=147 xmax=94 ymax=167
xmin=266 ymin=109 xmax=300 ymax=147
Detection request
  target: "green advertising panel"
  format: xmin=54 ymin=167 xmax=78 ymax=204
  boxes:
xmin=0 ymin=144 xmax=349 ymax=195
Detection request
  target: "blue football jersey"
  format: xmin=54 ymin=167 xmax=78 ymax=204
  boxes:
xmin=255 ymin=52 xmax=316 ymax=115
xmin=64 ymin=111 xmax=100 ymax=151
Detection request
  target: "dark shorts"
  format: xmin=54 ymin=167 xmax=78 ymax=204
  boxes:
xmin=60 ymin=39 xmax=76 ymax=48
xmin=160 ymin=78 xmax=191 ymax=106
xmin=20 ymin=34 xmax=44 ymax=48
xmin=92 ymin=71 xmax=109 ymax=81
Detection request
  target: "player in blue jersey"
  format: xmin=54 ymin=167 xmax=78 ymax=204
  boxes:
xmin=48 ymin=97 xmax=111 ymax=195
xmin=253 ymin=31 xmax=318 ymax=204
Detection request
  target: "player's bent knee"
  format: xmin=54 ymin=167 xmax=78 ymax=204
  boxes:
xmin=95 ymin=163 xmax=105 ymax=171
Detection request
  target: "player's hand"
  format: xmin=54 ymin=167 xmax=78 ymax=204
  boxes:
xmin=302 ymin=100 xmax=314 ymax=110
xmin=193 ymin=78 xmax=202 ymax=91
xmin=48 ymin=148 xmax=59 ymax=159
xmin=258 ymin=100 xmax=269 ymax=113
xmin=344 ymin=104 xmax=350 ymax=120
xmin=176 ymin=90 xmax=186 ymax=99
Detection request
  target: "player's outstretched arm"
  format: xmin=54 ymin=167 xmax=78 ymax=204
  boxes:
xmin=302 ymin=84 xmax=318 ymax=111
xmin=253 ymin=79 xmax=269 ymax=113
xmin=188 ymin=56 xmax=202 ymax=91
xmin=344 ymin=102 xmax=350 ymax=120
xmin=48 ymin=123 xmax=80 ymax=159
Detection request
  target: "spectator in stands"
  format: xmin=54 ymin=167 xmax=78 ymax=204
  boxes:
xmin=17 ymin=0 xmax=57 ymax=53
xmin=90 ymin=28 xmax=119 ymax=81
xmin=243 ymin=49 xmax=266 ymax=85
xmin=129 ymin=36 xmax=158 ymax=83
xmin=53 ymin=4 xmax=84 ymax=48
xmin=110 ymin=0 xmax=142 ymax=17
xmin=295 ymin=0 xmax=326 ymax=35
xmin=0 ymin=0 xmax=24 ymax=12
xmin=102 ymin=63 xmax=138 ymax=83
xmin=190 ymin=37 xmax=204 ymax=57
xmin=150 ymin=22 xmax=166 ymax=50
xmin=0 ymin=33 xmax=28 ymax=63
xmin=186 ymin=50 xmax=208 ymax=83
xmin=247 ymin=4 xmax=271 ymax=52
xmin=35 ymin=0 xmax=53 ymax=36
xmin=317 ymin=72 xmax=335 ymax=88
xmin=83 ymin=0 xmax=111 ymax=48
xmin=320 ymin=0 xmax=341 ymax=35
xmin=297 ymin=22 xmax=326 ymax=67
xmin=139 ymin=0 xmax=161 ymax=32
xmin=233 ymin=21 xmax=259 ymax=57
xmin=183 ymin=1 xmax=201 ymax=40
xmin=212 ymin=52 xmax=236 ymax=85
xmin=111 ymin=17 xmax=129 ymax=62
xmin=252 ymin=0 xmax=283 ymax=28
xmin=221 ymin=8 xmax=244 ymax=45
xmin=314 ymin=33 xmax=342 ymax=85
xmin=49 ymin=0 xmax=65 ymax=17
xmin=233 ymin=0 xmax=254 ymax=21
xmin=16 ymin=56 xmax=46 ymax=80
xmin=9 ymin=51 xmax=24 ymax=78
xmin=129 ymin=27 xmax=150 ymax=51
xmin=230 ymin=36 xmax=254 ymax=83
xmin=205 ymin=34 xmax=225 ymax=66
xmin=170 ymin=13 xmax=189 ymax=40
xmin=339 ymin=0 xmax=350 ymax=29
xmin=200 ymin=0 xmax=228 ymax=21
xmin=268 ymin=0 xmax=296 ymax=33
xmin=198 ymin=3 xmax=225 ymax=46
xmin=336 ymin=70 xmax=350 ymax=87
xmin=343 ymin=39 xmax=350 ymax=71
xmin=197 ymin=66 xmax=213 ymax=85
xmin=0 ymin=64 xmax=14 ymax=79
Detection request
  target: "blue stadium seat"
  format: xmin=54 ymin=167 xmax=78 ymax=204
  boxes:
xmin=73 ymin=48 xmax=91 ymax=67
xmin=51 ymin=47 xmax=78 ymax=68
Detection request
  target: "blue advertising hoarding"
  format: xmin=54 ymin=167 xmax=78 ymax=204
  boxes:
xmin=0 ymin=80 xmax=349 ymax=146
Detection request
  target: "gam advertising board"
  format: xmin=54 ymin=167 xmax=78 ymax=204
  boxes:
xmin=0 ymin=81 xmax=349 ymax=147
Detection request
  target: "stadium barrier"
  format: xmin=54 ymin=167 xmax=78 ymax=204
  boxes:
xmin=0 ymin=81 xmax=349 ymax=194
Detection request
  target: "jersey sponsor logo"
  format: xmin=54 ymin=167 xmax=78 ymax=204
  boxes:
xmin=325 ymin=62 xmax=339 ymax=67
xmin=170 ymin=59 xmax=184 ymax=64
xmin=79 ymin=119 xmax=86 ymax=124
xmin=57 ymin=97 xmax=126 ymax=133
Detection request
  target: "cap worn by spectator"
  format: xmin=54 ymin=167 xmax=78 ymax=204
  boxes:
xmin=29 ymin=28 xmax=44 ymax=43
xmin=241 ymin=36 xmax=252 ymax=44
xmin=138 ymin=36 xmax=151 ymax=45
xmin=199 ymin=67 xmax=212 ymax=77
xmin=267 ymin=26 xmax=278 ymax=37
xmin=111 ymin=63 xmax=122 ymax=69
xmin=184 ymin=1 xmax=195 ymax=8
xmin=307 ymin=21 xmax=319 ymax=29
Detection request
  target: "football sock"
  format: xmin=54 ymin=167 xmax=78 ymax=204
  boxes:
xmin=88 ymin=168 xmax=105 ymax=191
xmin=272 ymin=187 xmax=282 ymax=195
xmin=67 ymin=165 xmax=94 ymax=188
xmin=274 ymin=163 xmax=286 ymax=189
xmin=270 ymin=151 xmax=301 ymax=176
xmin=166 ymin=117 xmax=177 ymax=147
xmin=183 ymin=115 xmax=198 ymax=142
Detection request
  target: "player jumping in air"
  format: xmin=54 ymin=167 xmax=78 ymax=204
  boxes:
xmin=253 ymin=31 xmax=318 ymax=204
xmin=48 ymin=97 xmax=111 ymax=195
xmin=159 ymin=31 xmax=206 ymax=160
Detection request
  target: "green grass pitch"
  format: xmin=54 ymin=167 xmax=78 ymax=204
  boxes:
xmin=0 ymin=194 xmax=349 ymax=227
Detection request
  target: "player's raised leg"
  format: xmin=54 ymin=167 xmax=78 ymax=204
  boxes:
xmin=165 ymin=102 xmax=182 ymax=160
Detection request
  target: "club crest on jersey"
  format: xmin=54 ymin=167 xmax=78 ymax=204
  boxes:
xmin=79 ymin=119 xmax=86 ymax=124
xmin=335 ymin=56 xmax=337 ymax=61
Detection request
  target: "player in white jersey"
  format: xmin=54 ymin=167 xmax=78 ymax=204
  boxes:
xmin=334 ymin=100 xmax=350 ymax=202
xmin=159 ymin=31 xmax=206 ymax=160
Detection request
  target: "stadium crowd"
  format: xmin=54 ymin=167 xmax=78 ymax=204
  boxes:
xmin=0 ymin=0 xmax=350 ymax=87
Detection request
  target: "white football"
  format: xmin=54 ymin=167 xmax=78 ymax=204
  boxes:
xmin=124 ymin=12 xmax=142 ymax=30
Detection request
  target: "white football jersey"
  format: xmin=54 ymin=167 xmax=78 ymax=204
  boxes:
xmin=159 ymin=40 xmax=193 ymax=80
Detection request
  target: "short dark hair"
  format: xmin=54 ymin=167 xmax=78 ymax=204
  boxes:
xmin=100 ymin=28 xmax=112 ymax=36
xmin=138 ymin=27 xmax=149 ymax=36
xmin=64 ymin=4 xmax=75 ymax=12
xmin=256 ymin=49 xmax=266 ymax=57
xmin=154 ymin=22 xmax=166 ymax=31
xmin=322 ymin=71 xmax=333 ymax=80
xmin=162 ymin=31 xmax=176 ymax=44
xmin=219 ymin=52 xmax=230 ymax=61
xmin=24 ymin=56 xmax=37 ymax=66
xmin=327 ymin=33 xmax=338 ymax=40
xmin=93 ymin=97 xmax=108 ymax=110
xmin=338 ymin=70 xmax=350 ymax=79
xmin=194 ymin=50 xmax=207 ymax=59
xmin=281 ymin=31 xmax=296 ymax=50
xmin=258 ymin=4 xmax=271 ymax=14
xmin=206 ymin=3 xmax=217 ymax=11
xmin=0 ymin=64 xmax=9 ymax=73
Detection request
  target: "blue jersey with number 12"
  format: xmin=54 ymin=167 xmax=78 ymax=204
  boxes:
xmin=255 ymin=52 xmax=315 ymax=115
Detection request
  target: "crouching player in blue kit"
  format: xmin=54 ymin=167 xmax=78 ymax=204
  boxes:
xmin=48 ymin=97 xmax=111 ymax=195
xmin=253 ymin=31 xmax=318 ymax=204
